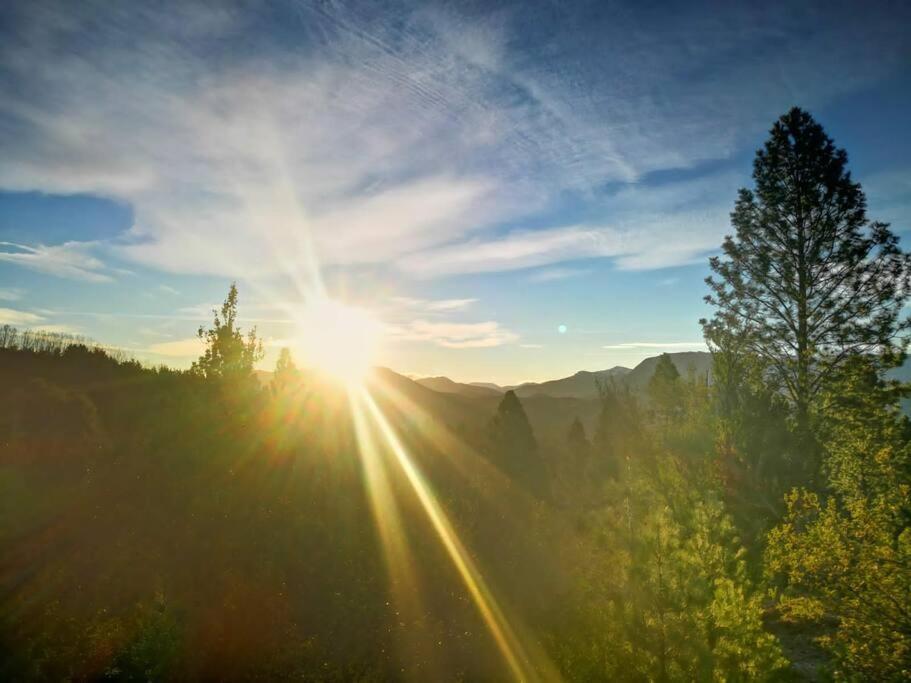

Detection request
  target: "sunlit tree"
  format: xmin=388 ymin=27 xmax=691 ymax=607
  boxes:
xmin=191 ymin=282 xmax=263 ymax=386
xmin=765 ymin=358 xmax=911 ymax=679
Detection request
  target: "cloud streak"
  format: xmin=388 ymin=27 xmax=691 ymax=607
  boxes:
xmin=0 ymin=241 xmax=112 ymax=282
xmin=0 ymin=307 xmax=44 ymax=326
xmin=389 ymin=319 xmax=519 ymax=349
xmin=601 ymin=341 xmax=708 ymax=351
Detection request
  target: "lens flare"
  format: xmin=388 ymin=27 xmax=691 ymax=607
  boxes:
xmin=354 ymin=386 xmax=554 ymax=682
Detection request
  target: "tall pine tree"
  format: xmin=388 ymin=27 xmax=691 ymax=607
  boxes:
xmin=702 ymin=108 xmax=911 ymax=446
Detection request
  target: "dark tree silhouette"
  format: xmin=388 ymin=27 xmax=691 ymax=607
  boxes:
xmin=272 ymin=347 xmax=301 ymax=394
xmin=647 ymin=353 xmax=681 ymax=422
xmin=488 ymin=390 xmax=543 ymax=493
xmin=191 ymin=283 xmax=263 ymax=385
xmin=702 ymin=107 xmax=911 ymax=439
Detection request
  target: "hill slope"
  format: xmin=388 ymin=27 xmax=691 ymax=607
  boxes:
xmin=415 ymin=376 xmax=504 ymax=398
xmin=623 ymin=352 xmax=713 ymax=391
xmin=510 ymin=367 xmax=631 ymax=399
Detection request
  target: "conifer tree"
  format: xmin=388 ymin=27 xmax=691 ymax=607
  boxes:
xmin=488 ymin=390 xmax=543 ymax=492
xmin=702 ymin=108 xmax=911 ymax=444
xmin=648 ymin=353 xmax=681 ymax=422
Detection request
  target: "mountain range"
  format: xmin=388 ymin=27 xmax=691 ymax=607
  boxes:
xmin=416 ymin=351 xmax=713 ymax=400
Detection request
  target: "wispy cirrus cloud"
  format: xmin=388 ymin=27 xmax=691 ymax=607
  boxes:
xmin=0 ymin=306 xmax=80 ymax=334
xmin=398 ymin=169 xmax=743 ymax=276
xmin=0 ymin=307 xmax=44 ymax=326
xmin=0 ymin=241 xmax=112 ymax=282
xmin=389 ymin=296 xmax=478 ymax=313
xmin=389 ymin=319 xmax=518 ymax=349
xmin=601 ymin=341 xmax=707 ymax=351
xmin=0 ymin=287 xmax=23 ymax=301
xmin=2 ymin=1 xmax=907 ymax=284
xmin=527 ymin=267 xmax=590 ymax=282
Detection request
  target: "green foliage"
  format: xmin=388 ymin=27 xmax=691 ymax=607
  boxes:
xmin=554 ymin=451 xmax=787 ymax=680
xmin=648 ymin=353 xmax=682 ymax=423
xmin=191 ymin=282 xmax=264 ymax=386
xmin=106 ymin=593 xmax=181 ymax=681
xmin=550 ymin=417 xmax=596 ymax=507
xmin=593 ymin=379 xmax=645 ymax=481
xmin=709 ymin=339 xmax=797 ymax=538
xmin=765 ymin=366 xmax=911 ymax=679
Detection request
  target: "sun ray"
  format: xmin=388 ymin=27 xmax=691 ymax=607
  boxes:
xmin=367 ymin=373 xmax=547 ymax=522
xmin=355 ymin=387 xmax=560 ymax=683
xmin=348 ymin=388 xmax=455 ymax=678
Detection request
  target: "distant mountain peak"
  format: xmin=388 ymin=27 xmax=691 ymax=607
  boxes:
xmin=415 ymin=376 xmax=504 ymax=397
xmin=413 ymin=353 xmax=709 ymax=401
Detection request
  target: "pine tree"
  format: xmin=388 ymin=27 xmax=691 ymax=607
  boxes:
xmin=488 ymin=390 xmax=543 ymax=493
xmin=648 ymin=354 xmax=681 ymax=423
xmin=702 ymin=108 xmax=911 ymax=445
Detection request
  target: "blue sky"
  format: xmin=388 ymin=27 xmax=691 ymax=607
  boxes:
xmin=1 ymin=0 xmax=909 ymax=383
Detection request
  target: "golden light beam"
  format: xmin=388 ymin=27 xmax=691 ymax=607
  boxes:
xmin=348 ymin=387 xmax=423 ymax=602
xmin=349 ymin=388 xmax=458 ymax=680
xmin=367 ymin=375 xmax=549 ymax=532
xmin=356 ymin=387 xmax=557 ymax=683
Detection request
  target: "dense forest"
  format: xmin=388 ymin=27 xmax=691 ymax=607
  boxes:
xmin=1 ymin=109 xmax=909 ymax=681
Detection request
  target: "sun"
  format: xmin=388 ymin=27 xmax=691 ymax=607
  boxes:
xmin=296 ymin=299 xmax=382 ymax=385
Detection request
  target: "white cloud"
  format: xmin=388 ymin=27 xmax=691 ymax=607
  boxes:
xmin=177 ymin=304 xmax=219 ymax=319
xmin=0 ymin=287 xmax=23 ymax=301
xmin=601 ymin=341 xmax=708 ymax=351
xmin=388 ymin=296 xmax=478 ymax=313
xmin=389 ymin=319 xmax=518 ymax=349
xmin=0 ymin=2 xmax=906 ymax=282
xmin=528 ymin=267 xmax=590 ymax=282
xmin=0 ymin=307 xmax=44 ymax=326
xmin=519 ymin=343 xmax=544 ymax=349
xmin=0 ymin=241 xmax=112 ymax=282
xmin=399 ymin=172 xmax=741 ymax=275
xmin=424 ymin=298 xmax=478 ymax=312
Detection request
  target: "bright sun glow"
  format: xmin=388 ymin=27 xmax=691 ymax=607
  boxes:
xmin=297 ymin=299 xmax=382 ymax=385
